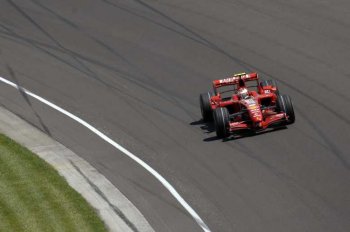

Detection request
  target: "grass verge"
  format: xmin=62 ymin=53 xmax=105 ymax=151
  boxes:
xmin=0 ymin=133 xmax=106 ymax=232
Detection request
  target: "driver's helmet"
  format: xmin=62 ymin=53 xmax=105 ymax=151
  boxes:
xmin=237 ymin=87 xmax=249 ymax=99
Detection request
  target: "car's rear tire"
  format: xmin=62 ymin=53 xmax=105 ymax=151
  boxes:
xmin=200 ymin=92 xmax=213 ymax=121
xmin=213 ymin=107 xmax=230 ymax=138
xmin=277 ymin=94 xmax=295 ymax=124
xmin=260 ymin=79 xmax=279 ymax=95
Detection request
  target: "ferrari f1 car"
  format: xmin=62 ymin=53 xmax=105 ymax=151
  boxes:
xmin=199 ymin=72 xmax=295 ymax=138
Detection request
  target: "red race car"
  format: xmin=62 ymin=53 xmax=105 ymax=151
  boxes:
xmin=199 ymin=72 xmax=295 ymax=138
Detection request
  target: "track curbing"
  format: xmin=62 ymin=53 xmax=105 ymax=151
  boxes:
xmin=0 ymin=106 xmax=154 ymax=232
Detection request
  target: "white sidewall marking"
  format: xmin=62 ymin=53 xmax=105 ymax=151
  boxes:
xmin=0 ymin=76 xmax=211 ymax=232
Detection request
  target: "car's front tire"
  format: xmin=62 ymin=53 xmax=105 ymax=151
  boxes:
xmin=277 ymin=94 xmax=295 ymax=124
xmin=200 ymin=92 xmax=213 ymax=122
xmin=213 ymin=107 xmax=230 ymax=138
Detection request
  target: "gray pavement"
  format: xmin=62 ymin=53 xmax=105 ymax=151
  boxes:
xmin=0 ymin=0 xmax=349 ymax=231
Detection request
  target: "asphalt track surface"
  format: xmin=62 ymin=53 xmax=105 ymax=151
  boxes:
xmin=0 ymin=0 xmax=350 ymax=231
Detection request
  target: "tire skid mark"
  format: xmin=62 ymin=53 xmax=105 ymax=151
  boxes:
xmin=113 ymin=0 xmax=350 ymax=126
xmin=7 ymin=0 xmax=198 ymax=120
xmin=224 ymin=140 xmax=346 ymax=219
xmin=0 ymin=76 xmax=212 ymax=232
xmin=0 ymin=29 xmax=198 ymax=125
xmin=295 ymin=106 xmax=350 ymax=170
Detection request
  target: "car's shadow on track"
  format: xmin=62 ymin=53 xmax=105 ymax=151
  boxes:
xmin=190 ymin=119 xmax=287 ymax=142
xmin=190 ymin=119 xmax=215 ymax=133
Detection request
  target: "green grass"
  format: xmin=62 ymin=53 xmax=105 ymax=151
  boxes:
xmin=0 ymin=134 xmax=107 ymax=232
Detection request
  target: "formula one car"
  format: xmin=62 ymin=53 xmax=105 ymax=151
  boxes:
xmin=199 ymin=72 xmax=295 ymax=138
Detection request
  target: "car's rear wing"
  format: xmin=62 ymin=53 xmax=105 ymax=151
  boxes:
xmin=212 ymin=72 xmax=258 ymax=88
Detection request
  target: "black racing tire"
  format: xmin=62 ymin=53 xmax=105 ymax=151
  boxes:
xmin=200 ymin=92 xmax=213 ymax=122
xmin=213 ymin=107 xmax=230 ymax=138
xmin=260 ymin=79 xmax=280 ymax=95
xmin=277 ymin=94 xmax=295 ymax=124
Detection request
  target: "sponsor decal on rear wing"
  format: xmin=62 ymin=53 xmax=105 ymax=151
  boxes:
xmin=212 ymin=72 xmax=258 ymax=88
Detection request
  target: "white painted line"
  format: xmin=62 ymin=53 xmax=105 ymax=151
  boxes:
xmin=0 ymin=76 xmax=211 ymax=232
